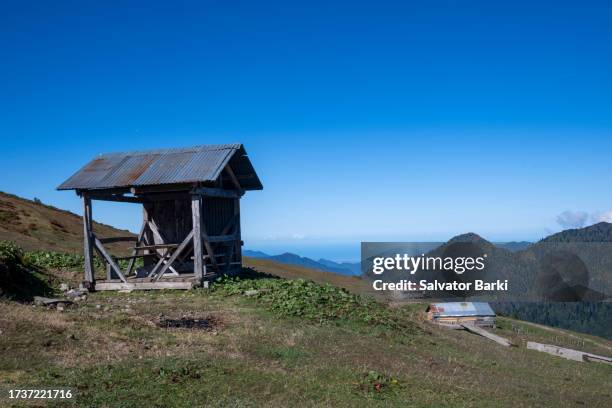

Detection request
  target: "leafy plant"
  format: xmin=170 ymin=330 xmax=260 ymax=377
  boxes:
xmin=23 ymin=249 xmax=143 ymax=271
xmin=0 ymin=240 xmax=52 ymax=300
xmin=212 ymin=275 xmax=421 ymax=334
xmin=357 ymin=370 xmax=402 ymax=397
xmin=24 ymin=250 xmax=89 ymax=269
xmin=0 ymin=240 xmax=25 ymax=267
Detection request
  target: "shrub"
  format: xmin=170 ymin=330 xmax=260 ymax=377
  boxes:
xmin=0 ymin=240 xmax=25 ymax=267
xmin=212 ymin=275 xmax=421 ymax=334
xmin=24 ymin=250 xmax=87 ymax=269
xmin=24 ymin=250 xmax=142 ymax=271
xmin=0 ymin=240 xmax=52 ymax=301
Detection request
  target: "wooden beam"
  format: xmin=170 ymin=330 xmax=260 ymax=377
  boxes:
xmin=192 ymin=196 xmax=205 ymax=282
xmin=146 ymin=252 xmax=171 ymax=278
xmin=234 ymin=197 xmax=242 ymax=266
xmin=462 ymin=324 xmax=514 ymax=347
xmin=222 ymin=199 xmax=241 ymax=273
xmin=135 ymin=244 xmax=179 ymax=250
xmin=93 ymin=237 xmax=128 ymax=283
xmin=90 ymin=192 xmax=191 ymax=203
xmin=147 ymin=220 xmax=166 ymax=245
xmin=89 ymin=194 xmax=145 ymax=204
xmin=98 ymin=236 xmax=138 ymax=244
xmin=78 ymin=187 xmax=130 ymax=196
xmin=207 ymin=234 xmax=238 ymax=243
xmin=198 ymin=197 xmax=219 ymax=272
xmin=113 ymin=254 xmax=158 ymax=260
xmin=130 ymin=183 xmax=193 ymax=195
xmin=193 ymin=187 xmax=242 ymax=198
xmin=142 ymin=204 xmax=154 ymax=269
xmin=137 ymin=192 xmax=191 ymax=202
xmin=126 ymin=221 xmax=148 ymax=276
xmin=224 ymin=165 xmax=243 ymax=193
xmin=152 ymin=229 xmax=195 ymax=281
xmin=527 ymin=342 xmax=612 ymax=364
xmin=95 ymin=281 xmax=196 ymax=291
xmin=82 ymin=195 xmax=95 ymax=286
xmin=220 ymin=214 xmax=237 ymax=236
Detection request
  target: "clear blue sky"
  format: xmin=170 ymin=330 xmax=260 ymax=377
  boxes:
xmin=1 ymin=1 xmax=612 ymax=261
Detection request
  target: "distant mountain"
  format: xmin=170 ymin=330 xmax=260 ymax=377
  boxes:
xmin=243 ymin=250 xmax=360 ymax=276
xmin=495 ymin=241 xmax=532 ymax=252
xmin=539 ymin=222 xmax=612 ymax=243
xmin=242 ymin=250 xmax=270 ymax=258
xmin=317 ymin=258 xmax=361 ymax=275
xmin=523 ymin=222 xmax=612 ymax=301
xmin=362 ymin=226 xmax=612 ymax=338
xmin=375 ymin=226 xmax=612 ymax=301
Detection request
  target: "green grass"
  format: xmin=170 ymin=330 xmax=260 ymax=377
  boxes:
xmin=0 ymin=191 xmax=136 ymax=255
xmin=1 ymin=267 xmax=611 ymax=407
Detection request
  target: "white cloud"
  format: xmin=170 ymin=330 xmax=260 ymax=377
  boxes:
xmin=591 ymin=211 xmax=612 ymax=223
xmin=556 ymin=210 xmax=589 ymax=229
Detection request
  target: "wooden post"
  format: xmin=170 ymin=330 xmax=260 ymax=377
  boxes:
xmin=82 ymin=194 xmax=95 ymax=288
xmin=93 ymin=237 xmax=128 ymax=283
xmin=126 ymin=220 xmax=147 ymax=276
xmin=152 ymin=229 xmax=195 ymax=281
xmin=142 ymin=204 xmax=154 ymax=270
xmin=234 ymin=197 xmax=242 ymax=268
xmin=191 ymin=195 xmax=204 ymax=282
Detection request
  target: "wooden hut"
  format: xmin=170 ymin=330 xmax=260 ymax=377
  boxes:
xmin=58 ymin=144 xmax=262 ymax=291
xmin=426 ymin=302 xmax=496 ymax=327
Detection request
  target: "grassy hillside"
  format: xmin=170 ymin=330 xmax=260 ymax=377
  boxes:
xmin=0 ymin=192 xmax=134 ymax=254
xmin=244 ymin=257 xmax=381 ymax=299
xmin=1 ymin=265 xmax=611 ymax=407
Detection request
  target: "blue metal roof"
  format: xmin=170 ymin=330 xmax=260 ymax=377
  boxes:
xmin=57 ymin=144 xmax=263 ymax=191
xmin=428 ymin=302 xmax=495 ymax=317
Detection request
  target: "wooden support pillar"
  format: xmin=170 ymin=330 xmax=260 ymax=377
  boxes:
xmin=82 ymin=194 xmax=95 ymax=288
xmin=126 ymin=220 xmax=147 ymax=276
xmin=234 ymin=197 xmax=242 ymax=267
xmin=142 ymin=204 xmax=154 ymax=269
xmin=93 ymin=237 xmax=128 ymax=282
xmin=191 ymin=195 xmax=205 ymax=282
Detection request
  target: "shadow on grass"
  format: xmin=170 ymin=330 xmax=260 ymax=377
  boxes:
xmin=223 ymin=266 xmax=281 ymax=281
xmin=0 ymin=242 xmax=55 ymax=302
xmin=0 ymin=262 xmax=54 ymax=302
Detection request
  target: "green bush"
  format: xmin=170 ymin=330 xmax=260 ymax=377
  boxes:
xmin=24 ymin=250 xmax=87 ymax=269
xmin=0 ymin=240 xmax=52 ymax=301
xmin=212 ymin=275 xmax=420 ymax=334
xmin=23 ymin=250 xmax=143 ymax=271
xmin=0 ymin=240 xmax=25 ymax=267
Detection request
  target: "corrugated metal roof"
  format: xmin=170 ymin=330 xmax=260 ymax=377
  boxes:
xmin=428 ymin=302 xmax=495 ymax=317
xmin=57 ymin=144 xmax=263 ymax=191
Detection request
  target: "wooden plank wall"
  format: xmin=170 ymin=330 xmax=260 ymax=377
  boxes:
xmin=148 ymin=199 xmax=193 ymax=244
xmin=203 ymin=197 xmax=234 ymax=235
